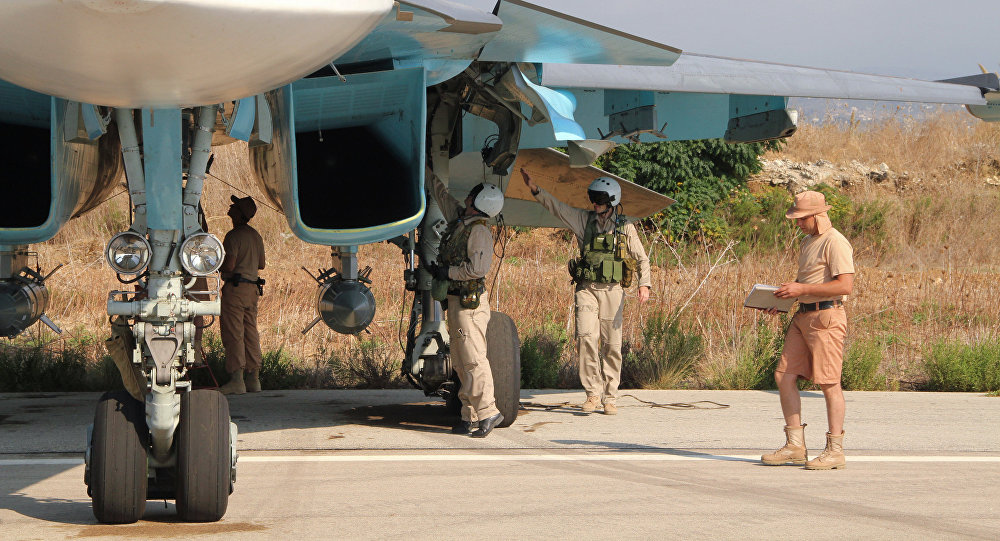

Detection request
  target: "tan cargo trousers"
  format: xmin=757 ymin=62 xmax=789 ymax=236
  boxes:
xmin=220 ymin=282 xmax=263 ymax=374
xmin=575 ymin=281 xmax=625 ymax=404
xmin=447 ymin=293 xmax=500 ymax=423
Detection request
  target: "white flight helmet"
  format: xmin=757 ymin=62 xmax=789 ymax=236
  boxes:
xmin=588 ymin=176 xmax=621 ymax=207
xmin=470 ymin=182 xmax=504 ymax=218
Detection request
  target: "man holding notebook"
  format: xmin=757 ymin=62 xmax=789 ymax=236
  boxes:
xmin=761 ymin=190 xmax=854 ymax=470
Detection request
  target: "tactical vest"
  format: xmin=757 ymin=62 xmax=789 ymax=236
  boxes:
xmin=435 ymin=217 xmax=488 ymax=308
xmin=568 ymin=212 xmax=637 ymax=287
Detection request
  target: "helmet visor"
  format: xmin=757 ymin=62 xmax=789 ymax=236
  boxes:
xmin=588 ymin=189 xmax=611 ymax=205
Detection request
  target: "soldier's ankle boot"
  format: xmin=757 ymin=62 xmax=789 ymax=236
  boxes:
xmin=580 ymin=395 xmax=600 ymax=413
xmin=805 ymin=431 xmax=846 ymax=470
xmin=761 ymin=424 xmax=808 ymax=465
xmin=220 ymin=369 xmax=246 ymax=395
xmin=245 ymin=370 xmax=262 ymax=393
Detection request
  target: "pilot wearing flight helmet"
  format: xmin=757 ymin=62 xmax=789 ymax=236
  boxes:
xmin=219 ymin=195 xmax=266 ymax=395
xmin=520 ymin=168 xmax=651 ymax=415
xmin=425 ymin=170 xmax=506 ymax=438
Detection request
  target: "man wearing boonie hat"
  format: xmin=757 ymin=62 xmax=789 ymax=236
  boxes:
xmin=219 ymin=195 xmax=266 ymax=395
xmin=760 ymin=190 xmax=854 ymax=470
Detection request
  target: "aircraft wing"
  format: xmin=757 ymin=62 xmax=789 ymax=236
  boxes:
xmin=540 ymin=53 xmax=992 ymax=105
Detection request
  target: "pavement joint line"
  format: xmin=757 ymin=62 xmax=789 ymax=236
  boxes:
xmin=3 ymin=454 xmax=1000 ymax=466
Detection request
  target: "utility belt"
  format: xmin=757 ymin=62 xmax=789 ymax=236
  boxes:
xmin=797 ymin=300 xmax=843 ymax=312
xmin=432 ymin=277 xmax=485 ymax=309
xmin=224 ymin=273 xmax=265 ymax=295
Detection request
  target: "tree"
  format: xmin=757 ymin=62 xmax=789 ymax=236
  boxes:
xmin=597 ymin=139 xmax=779 ymax=241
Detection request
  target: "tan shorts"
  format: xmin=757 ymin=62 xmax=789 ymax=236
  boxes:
xmin=777 ymin=307 xmax=847 ymax=385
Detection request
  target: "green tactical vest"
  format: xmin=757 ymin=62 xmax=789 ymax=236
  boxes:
xmin=435 ymin=217 xmax=488 ymax=308
xmin=569 ymin=212 xmax=637 ymax=287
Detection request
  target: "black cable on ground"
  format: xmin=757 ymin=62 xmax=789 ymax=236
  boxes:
xmin=518 ymin=395 xmax=729 ymax=411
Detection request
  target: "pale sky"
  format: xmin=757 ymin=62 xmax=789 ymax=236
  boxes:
xmin=476 ymin=0 xmax=998 ymax=81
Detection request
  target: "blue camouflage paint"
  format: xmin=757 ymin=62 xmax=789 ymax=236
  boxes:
xmin=227 ymin=96 xmax=257 ymax=142
xmin=0 ymin=79 xmax=49 ymax=129
xmin=142 ymin=109 xmax=183 ymax=231
xmin=254 ymin=68 xmax=428 ymax=247
xmin=479 ymin=1 xmax=680 ymax=66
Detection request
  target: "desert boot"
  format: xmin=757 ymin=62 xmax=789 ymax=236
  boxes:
xmin=761 ymin=424 xmax=808 ymax=466
xmin=220 ymin=369 xmax=246 ymax=395
xmin=805 ymin=431 xmax=846 ymax=470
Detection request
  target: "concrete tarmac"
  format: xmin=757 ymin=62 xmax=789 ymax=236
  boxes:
xmin=1 ymin=389 xmax=998 ymax=540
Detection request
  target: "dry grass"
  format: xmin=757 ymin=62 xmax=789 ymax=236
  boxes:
xmin=19 ymin=111 xmax=1000 ymax=388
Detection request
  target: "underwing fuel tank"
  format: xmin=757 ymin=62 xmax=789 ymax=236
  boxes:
xmin=248 ymin=67 xmax=427 ymax=247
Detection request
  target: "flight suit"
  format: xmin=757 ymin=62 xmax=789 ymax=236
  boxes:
xmin=220 ymin=222 xmax=266 ymax=375
xmin=428 ymin=173 xmax=500 ymax=424
xmin=533 ymin=188 xmax=651 ymax=405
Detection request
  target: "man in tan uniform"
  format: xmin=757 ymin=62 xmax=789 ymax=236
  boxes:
xmin=218 ymin=195 xmax=266 ymax=395
xmin=520 ymin=169 xmax=651 ymax=415
xmin=426 ymin=171 xmax=505 ymax=437
xmin=761 ymin=190 xmax=854 ymax=469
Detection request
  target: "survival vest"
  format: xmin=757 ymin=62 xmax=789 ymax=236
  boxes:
xmin=435 ymin=217 xmax=489 ymax=309
xmin=568 ymin=212 xmax=637 ymax=287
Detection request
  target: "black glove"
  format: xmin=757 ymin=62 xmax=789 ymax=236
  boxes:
xmin=427 ymin=263 xmax=450 ymax=281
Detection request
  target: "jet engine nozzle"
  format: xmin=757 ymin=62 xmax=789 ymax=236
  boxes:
xmin=316 ymin=279 xmax=376 ymax=335
xmin=0 ymin=269 xmax=50 ymax=338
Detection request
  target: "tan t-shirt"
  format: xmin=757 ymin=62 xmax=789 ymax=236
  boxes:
xmin=796 ymin=227 xmax=854 ymax=303
xmin=221 ymin=223 xmax=265 ymax=282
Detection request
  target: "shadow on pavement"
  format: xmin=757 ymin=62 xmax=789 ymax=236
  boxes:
xmin=551 ymin=439 xmax=760 ymax=463
xmin=341 ymin=401 xmax=455 ymax=433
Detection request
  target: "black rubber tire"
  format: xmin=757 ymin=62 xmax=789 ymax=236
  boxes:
xmin=486 ymin=311 xmax=521 ymax=428
xmin=444 ymin=371 xmax=462 ymax=415
xmin=91 ymin=390 xmax=148 ymax=524
xmin=176 ymin=390 xmax=231 ymax=522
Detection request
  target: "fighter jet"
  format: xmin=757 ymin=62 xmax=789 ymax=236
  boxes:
xmin=0 ymin=0 xmax=995 ymax=524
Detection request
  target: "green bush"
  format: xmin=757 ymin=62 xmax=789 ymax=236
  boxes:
xmin=922 ymin=338 xmax=1000 ymax=392
xmin=842 ymin=338 xmax=897 ymax=391
xmin=190 ymin=331 xmax=313 ymax=390
xmin=0 ymin=338 xmax=119 ymax=392
xmin=260 ymin=347 xmax=311 ymax=389
xmin=520 ymin=318 xmax=567 ymax=389
xmin=334 ymin=338 xmax=403 ymax=389
xmin=620 ymin=311 xmax=703 ymax=389
xmin=706 ymin=318 xmax=784 ymax=390
xmin=189 ymin=332 xmax=227 ymax=388
xmin=814 ymin=184 xmax=889 ymax=258
xmin=598 ymin=139 xmax=779 ymax=243
xmin=717 ymin=186 xmax=795 ymax=256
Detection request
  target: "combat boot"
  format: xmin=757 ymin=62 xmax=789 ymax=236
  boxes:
xmin=245 ymin=370 xmax=262 ymax=393
xmin=580 ymin=395 xmax=600 ymax=413
xmin=220 ymin=369 xmax=246 ymax=395
xmin=805 ymin=431 xmax=846 ymax=470
xmin=603 ymin=401 xmax=618 ymax=415
xmin=761 ymin=424 xmax=808 ymax=465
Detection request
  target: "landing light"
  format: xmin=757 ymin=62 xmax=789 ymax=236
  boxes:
xmin=105 ymin=232 xmax=151 ymax=275
xmin=179 ymin=233 xmax=225 ymax=276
